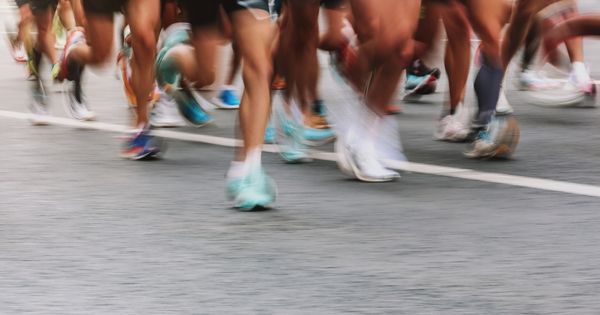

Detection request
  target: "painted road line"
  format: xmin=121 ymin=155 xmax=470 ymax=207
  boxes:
xmin=2 ymin=109 xmax=600 ymax=198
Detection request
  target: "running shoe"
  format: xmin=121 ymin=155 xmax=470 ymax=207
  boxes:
xmin=170 ymin=86 xmax=213 ymax=127
xmin=518 ymin=69 xmax=561 ymax=91
xmin=408 ymin=59 xmax=442 ymax=80
xmin=303 ymin=127 xmax=336 ymax=147
xmin=28 ymin=76 xmax=50 ymax=126
xmin=264 ymin=121 xmax=276 ymax=144
xmin=404 ymin=59 xmax=440 ymax=96
xmin=121 ymin=129 xmax=162 ymax=160
xmin=404 ymin=73 xmax=437 ymax=96
xmin=227 ymin=168 xmax=277 ymax=211
xmin=7 ymin=37 xmax=27 ymax=63
xmin=4 ymin=21 xmax=27 ymax=63
xmin=526 ymin=81 xmax=589 ymax=108
xmin=525 ymin=66 xmax=596 ymax=108
xmin=150 ymin=91 xmax=186 ymax=127
xmin=55 ymin=28 xmax=86 ymax=82
xmin=212 ymin=86 xmax=240 ymax=109
xmin=336 ymin=133 xmax=400 ymax=182
xmin=62 ymin=60 xmax=95 ymax=121
xmin=434 ymin=114 xmax=470 ymax=142
xmin=464 ymin=115 xmax=520 ymax=159
xmin=276 ymin=112 xmax=312 ymax=163
xmin=303 ymin=114 xmax=336 ymax=146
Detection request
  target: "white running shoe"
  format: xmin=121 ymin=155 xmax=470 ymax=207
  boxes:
xmin=63 ymin=81 xmax=96 ymax=121
xmin=434 ymin=104 xmax=471 ymax=142
xmin=518 ymin=69 xmax=561 ymax=91
xmin=434 ymin=115 xmax=466 ymax=142
xmin=151 ymin=91 xmax=186 ymax=127
xmin=29 ymin=77 xmax=50 ymax=126
xmin=375 ymin=116 xmax=409 ymax=171
xmin=525 ymin=65 xmax=596 ymax=108
xmin=526 ymin=80 xmax=588 ymax=108
xmin=336 ymin=131 xmax=400 ymax=183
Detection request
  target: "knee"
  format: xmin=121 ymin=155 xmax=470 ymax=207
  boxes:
xmin=131 ymin=30 xmax=157 ymax=58
xmin=195 ymin=68 xmax=216 ymax=88
xmin=355 ymin=18 xmax=381 ymax=45
xmin=244 ymin=57 xmax=273 ymax=83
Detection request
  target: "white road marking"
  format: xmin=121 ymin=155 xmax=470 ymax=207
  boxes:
xmin=2 ymin=109 xmax=600 ymax=198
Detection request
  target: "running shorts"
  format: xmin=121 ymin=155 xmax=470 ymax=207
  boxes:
xmin=29 ymin=0 xmax=57 ymax=13
xmin=221 ymin=0 xmax=269 ymax=12
xmin=320 ymin=0 xmax=344 ymax=9
xmin=179 ymin=0 xmax=269 ymax=28
xmin=14 ymin=0 xmax=29 ymax=8
xmin=82 ymin=0 xmax=126 ymax=15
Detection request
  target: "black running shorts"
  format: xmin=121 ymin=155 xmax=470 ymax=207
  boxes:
xmin=179 ymin=0 xmax=269 ymax=28
xmin=178 ymin=0 xmax=220 ymax=27
xmin=14 ymin=0 xmax=29 ymax=8
xmin=320 ymin=0 xmax=345 ymax=9
xmin=29 ymin=0 xmax=57 ymax=13
xmin=82 ymin=0 xmax=127 ymax=15
xmin=221 ymin=0 xmax=269 ymax=12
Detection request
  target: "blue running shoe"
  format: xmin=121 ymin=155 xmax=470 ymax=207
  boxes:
xmin=303 ymin=127 xmax=336 ymax=147
xmin=121 ymin=129 xmax=162 ymax=160
xmin=212 ymin=87 xmax=240 ymax=109
xmin=228 ymin=168 xmax=277 ymax=211
xmin=264 ymin=122 xmax=276 ymax=144
xmin=171 ymin=87 xmax=213 ymax=127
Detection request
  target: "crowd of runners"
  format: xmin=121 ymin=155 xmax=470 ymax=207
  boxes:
xmin=3 ymin=0 xmax=599 ymax=210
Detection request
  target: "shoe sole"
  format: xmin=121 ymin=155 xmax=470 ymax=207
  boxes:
xmin=403 ymin=74 xmax=434 ymax=101
xmin=337 ymin=140 xmax=399 ymax=183
xmin=303 ymin=135 xmax=337 ymax=147
xmin=210 ymin=97 xmax=239 ymax=110
xmin=234 ymin=176 xmax=278 ymax=211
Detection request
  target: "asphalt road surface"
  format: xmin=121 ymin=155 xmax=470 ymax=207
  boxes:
xmin=1 ymin=1 xmax=600 ymax=314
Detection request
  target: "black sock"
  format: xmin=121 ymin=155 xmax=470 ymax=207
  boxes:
xmin=474 ymin=56 xmax=503 ymax=126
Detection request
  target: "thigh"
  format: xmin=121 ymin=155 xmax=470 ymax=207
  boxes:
xmin=178 ymin=0 xmax=220 ymax=29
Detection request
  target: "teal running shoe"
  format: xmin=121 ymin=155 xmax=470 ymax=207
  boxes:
xmin=228 ymin=168 xmax=277 ymax=211
xmin=264 ymin=122 xmax=276 ymax=144
xmin=276 ymin=113 xmax=312 ymax=163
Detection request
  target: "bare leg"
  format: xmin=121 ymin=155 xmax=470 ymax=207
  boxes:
xmin=57 ymin=0 xmax=75 ymax=30
xmin=230 ymin=9 xmax=274 ymax=158
xmin=125 ymin=0 xmax=160 ymax=127
xmin=443 ymin=0 xmax=471 ymax=113
xmin=33 ymin=6 xmax=57 ymax=64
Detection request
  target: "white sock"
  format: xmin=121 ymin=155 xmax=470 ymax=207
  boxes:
xmin=244 ymin=148 xmax=262 ymax=173
xmin=221 ymin=85 xmax=237 ymax=91
xmin=572 ymin=62 xmax=590 ymax=83
xmin=227 ymin=161 xmax=247 ymax=179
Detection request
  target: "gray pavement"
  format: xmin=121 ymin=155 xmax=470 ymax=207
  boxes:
xmin=2 ymin=1 xmax=600 ymax=314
